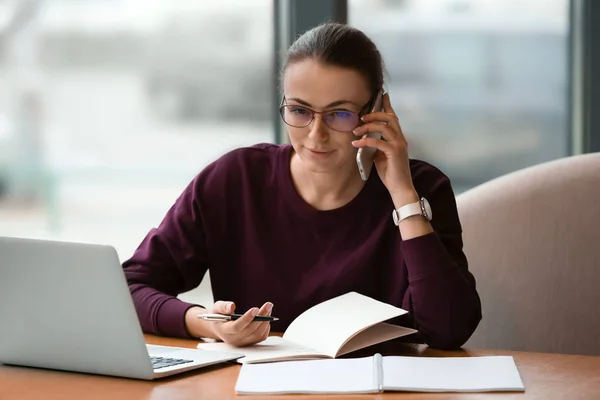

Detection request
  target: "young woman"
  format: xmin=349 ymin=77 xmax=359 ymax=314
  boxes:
xmin=123 ymin=22 xmax=481 ymax=350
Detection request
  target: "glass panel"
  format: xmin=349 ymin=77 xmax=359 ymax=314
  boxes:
xmin=350 ymin=0 xmax=569 ymax=193
xmin=0 ymin=0 xmax=273 ymax=258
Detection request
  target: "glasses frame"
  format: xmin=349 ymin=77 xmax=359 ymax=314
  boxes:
xmin=278 ymin=94 xmax=376 ymax=132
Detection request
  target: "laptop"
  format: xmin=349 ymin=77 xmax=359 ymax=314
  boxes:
xmin=0 ymin=236 xmax=242 ymax=380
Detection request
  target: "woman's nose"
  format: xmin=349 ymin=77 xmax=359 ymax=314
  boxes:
xmin=307 ymin=114 xmax=329 ymax=141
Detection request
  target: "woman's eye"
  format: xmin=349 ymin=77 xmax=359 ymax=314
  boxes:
xmin=290 ymin=107 xmax=310 ymax=115
xmin=330 ymin=111 xmax=354 ymax=119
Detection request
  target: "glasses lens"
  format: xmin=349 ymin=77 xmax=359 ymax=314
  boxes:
xmin=323 ymin=111 xmax=359 ymax=132
xmin=281 ymin=105 xmax=313 ymax=127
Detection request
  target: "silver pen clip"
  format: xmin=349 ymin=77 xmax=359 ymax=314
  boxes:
xmin=197 ymin=314 xmax=231 ymax=321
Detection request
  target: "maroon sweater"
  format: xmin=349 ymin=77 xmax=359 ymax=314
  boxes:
xmin=123 ymin=143 xmax=481 ymax=349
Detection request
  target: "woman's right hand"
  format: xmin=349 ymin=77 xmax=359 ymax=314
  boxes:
xmin=186 ymin=300 xmax=273 ymax=347
xmin=210 ymin=301 xmax=273 ymax=347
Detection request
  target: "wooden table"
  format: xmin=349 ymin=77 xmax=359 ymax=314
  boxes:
xmin=1 ymin=335 xmax=600 ymax=400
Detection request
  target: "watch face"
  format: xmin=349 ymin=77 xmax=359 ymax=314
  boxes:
xmin=392 ymin=209 xmax=400 ymax=225
xmin=422 ymin=197 xmax=433 ymax=221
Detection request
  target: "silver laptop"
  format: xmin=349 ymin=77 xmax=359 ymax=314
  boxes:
xmin=0 ymin=236 xmax=242 ymax=380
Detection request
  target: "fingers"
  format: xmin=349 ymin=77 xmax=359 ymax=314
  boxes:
xmin=248 ymin=319 xmax=271 ymax=344
xmin=212 ymin=302 xmax=274 ymax=347
xmin=382 ymin=92 xmax=395 ymax=114
xmin=238 ymin=307 xmax=272 ymax=345
xmin=229 ymin=321 xmax=271 ymax=347
xmin=212 ymin=300 xmax=236 ymax=314
xmin=361 ymin=111 xmax=399 ymax=126
xmin=258 ymin=301 xmax=274 ymax=316
xmin=351 ymin=134 xmax=394 ymax=153
xmin=239 ymin=301 xmax=272 ymax=326
xmin=352 ymin=122 xmax=402 ymax=147
xmin=361 ymin=92 xmax=404 ymax=137
xmin=352 ymin=92 xmax=409 ymax=157
xmin=228 ymin=307 xmax=260 ymax=334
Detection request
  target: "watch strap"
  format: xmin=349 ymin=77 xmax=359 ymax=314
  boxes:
xmin=392 ymin=199 xmax=426 ymax=226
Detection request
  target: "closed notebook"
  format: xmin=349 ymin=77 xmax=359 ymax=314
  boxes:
xmin=197 ymin=292 xmax=417 ymax=364
xmin=235 ymin=354 xmax=525 ymax=394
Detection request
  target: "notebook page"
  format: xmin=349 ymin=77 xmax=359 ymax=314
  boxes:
xmin=196 ymin=336 xmax=325 ymax=364
xmin=382 ymin=356 xmax=525 ymax=392
xmin=235 ymin=356 xmax=377 ymax=394
xmin=283 ymin=292 xmax=408 ymax=357
xmin=337 ymin=323 xmax=417 ymax=356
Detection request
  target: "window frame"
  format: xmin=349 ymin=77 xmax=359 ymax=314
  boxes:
xmin=570 ymin=0 xmax=600 ymax=153
xmin=273 ymin=0 xmax=347 ymax=144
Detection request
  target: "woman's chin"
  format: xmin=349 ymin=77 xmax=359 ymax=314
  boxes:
xmin=302 ymin=157 xmax=354 ymax=176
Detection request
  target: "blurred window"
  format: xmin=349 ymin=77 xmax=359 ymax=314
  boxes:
xmin=0 ymin=0 xmax=273 ymax=258
xmin=350 ymin=0 xmax=570 ymax=192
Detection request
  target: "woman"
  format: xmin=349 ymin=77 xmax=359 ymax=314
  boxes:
xmin=123 ymin=22 xmax=481 ymax=350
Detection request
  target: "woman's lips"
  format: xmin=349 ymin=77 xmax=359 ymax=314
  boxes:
xmin=307 ymin=148 xmax=334 ymax=158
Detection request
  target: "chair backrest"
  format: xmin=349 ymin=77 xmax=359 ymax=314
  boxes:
xmin=456 ymin=152 xmax=600 ymax=356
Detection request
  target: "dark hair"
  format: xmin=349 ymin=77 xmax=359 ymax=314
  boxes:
xmin=281 ymin=22 xmax=385 ymax=95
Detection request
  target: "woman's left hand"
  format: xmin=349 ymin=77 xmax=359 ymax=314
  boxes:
xmin=351 ymin=92 xmax=417 ymax=203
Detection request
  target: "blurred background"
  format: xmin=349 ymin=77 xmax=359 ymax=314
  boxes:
xmin=0 ymin=0 xmax=273 ymax=261
xmin=0 ymin=0 xmax=571 ymax=276
xmin=351 ymin=0 xmax=569 ymax=192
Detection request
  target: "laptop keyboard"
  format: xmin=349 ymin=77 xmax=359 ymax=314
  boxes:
xmin=151 ymin=356 xmax=194 ymax=370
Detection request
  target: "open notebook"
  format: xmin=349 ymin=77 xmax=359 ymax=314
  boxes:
xmin=197 ymin=292 xmax=417 ymax=363
xmin=235 ymin=354 xmax=525 ymax=394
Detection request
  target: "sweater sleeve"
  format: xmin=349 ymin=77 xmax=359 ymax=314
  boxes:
xmin=400 ymin=173 xmax=482 ymax=350
xmin=122 ymin=175 xmax=209 ymax=338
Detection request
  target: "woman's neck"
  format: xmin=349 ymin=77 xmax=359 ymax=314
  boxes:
xmin=289 ymin=152 xmax=365 ymax=211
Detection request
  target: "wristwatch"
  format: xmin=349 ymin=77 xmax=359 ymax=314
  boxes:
xmin=392 ymin=197 xmax=432 ymax=225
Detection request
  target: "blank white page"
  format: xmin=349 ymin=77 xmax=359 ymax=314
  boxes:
xmin=283 ymin=292 xmax=408 ymax=357
xmin=337 ymin=323 xmax=418 ymax=356
xmin=383 ymin=356 xmax=525 ymax=392
xmin=235 ymin=356 xmax=377 ymax=394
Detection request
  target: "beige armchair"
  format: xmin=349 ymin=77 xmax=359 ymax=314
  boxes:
xmin=456 ymin=152 xmax=600 ymax=356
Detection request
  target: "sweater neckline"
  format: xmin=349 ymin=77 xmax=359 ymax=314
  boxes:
xmin=276 ymin=144 xmax=379 ymax=224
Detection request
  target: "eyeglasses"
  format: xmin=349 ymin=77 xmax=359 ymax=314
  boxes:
xmin=279 ymin=96 xmax=375 ymax=132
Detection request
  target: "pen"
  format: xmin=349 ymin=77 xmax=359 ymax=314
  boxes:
xmin=197 ymin=313 xmax=279 ymax=322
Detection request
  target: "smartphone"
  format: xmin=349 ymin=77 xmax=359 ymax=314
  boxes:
xmin=356 ymin=89 xmax=384 ymax=181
